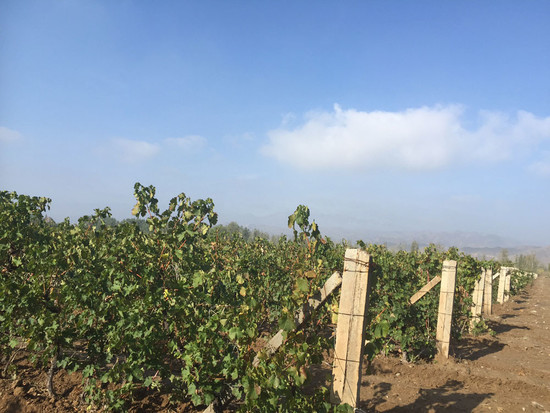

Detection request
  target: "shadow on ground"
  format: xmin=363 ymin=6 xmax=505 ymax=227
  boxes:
xmin=498 ymin=313 xmax=518 ymax=320
xmin=360 ymin=379 xmax=492 ymax=412
xmin=486 ymin=320 xmax=530 ymax=334
xmin=453 ymin=336 xmax=505 ymax=361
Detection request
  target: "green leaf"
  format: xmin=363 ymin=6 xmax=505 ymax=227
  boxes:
xmin=232 ymin=386 xmax=242 ymax=399
xmin=228 ymin=327 xmax=243 ymax=340
xmin=192 ymin=272 xmax=204 ymax=287
xmin=143 ymin=376 xmax=153 ymax=388
xmin=279 ymin=313 xmax=295 ymax=332
xmin=82 ymin=365 xmax=95 ymax=378
xmin=295 ymin=277 xmax=309 ymax=293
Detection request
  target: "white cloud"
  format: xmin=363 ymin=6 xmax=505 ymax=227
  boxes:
xmin=111 ymin=138 xmax=160 ymax=163
xmin=164 ymin=135 xmax=206 ymax=151
xmin=468 ymin=110 xmax=550 ymax=162
xmin=261 ymin=105 xmax=550 ymax=170
xmin=0 ymin=126 xmax=22 ymax=143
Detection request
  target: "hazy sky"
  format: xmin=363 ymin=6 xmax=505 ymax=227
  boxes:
xmin=1 ymin=1 xmax=549 ymax=245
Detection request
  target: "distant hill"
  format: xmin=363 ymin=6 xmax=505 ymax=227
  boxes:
xmin=337 ymin=229 xmax=550 ymax=267
xmin=369 ymin=231 xmax=519 ymax=249
xmin=242 ymin=222 xmax=550 ymax=267
xmin=461 ymin=245 xmax=550 ymax=267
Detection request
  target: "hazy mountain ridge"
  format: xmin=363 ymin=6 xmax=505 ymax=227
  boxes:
xmin=242 ymin=222 xmax=550 ymax=266
xmin=369 ymin=231 xmax=550 ymax=266
xmin=460 ymin=245 xmax=550 ymax=266
xmin=368 ymin=231 xmax=519 ymax=249
xmin=378 ymin=234 xmax=550 ymax=267
xmin=330 ymin=229 xmax=550 ymax=267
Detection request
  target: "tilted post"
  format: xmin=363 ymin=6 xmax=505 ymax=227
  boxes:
xmin=204 ymin=272 xmax=344 ymax=413
xmin=252 ymin=271 xmax=343 ymax=367
xmin=483 ymin=268 xmax=493 ymax=315
xmin=436 ymin=260 xmax=457 ymax=358
xmin=410 ymin=276 xmax=441 ymax=305
xmin=470 ymin=268 xmax=485 ymax=329
xmin=331 ymin=249 xmax=373 ymax=408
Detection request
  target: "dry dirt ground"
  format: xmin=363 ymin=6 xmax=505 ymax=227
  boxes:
xmin=359 ymin=275 xmax=550 ymax=412
xmin=1 ymin=276 xmax=549 ymax=412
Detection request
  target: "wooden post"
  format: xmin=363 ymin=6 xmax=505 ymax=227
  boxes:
xmin=470 ymin=268 xmax=485 ymax=329
xmin=331 ymin=249 xmax=372 ymax=408
xmin=436 ymin=260 xmax=457 ymax=358
xmin=497 ymin=267 xmax=509 ymax=304
xmin=482 ymin=268 xmax=493 ymax=315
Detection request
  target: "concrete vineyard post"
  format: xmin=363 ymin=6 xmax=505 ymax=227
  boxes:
xmin=470 ymin=268 xmax=485 ymax=329
xmin=497 ymin=267 xmax=510 ymax=304
xmin=504 ymin=268 xmax=512 ymax=302
xmin=436 ymin=260 xmax=457 ymax=358
xmin=331 ymin=249 xmax=373 ymax=408
xmin=483 ymin=268 xmax=493 ymax=315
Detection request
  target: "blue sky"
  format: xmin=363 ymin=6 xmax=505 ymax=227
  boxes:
xmin=1 ymin=1 xmax=549 ymax=246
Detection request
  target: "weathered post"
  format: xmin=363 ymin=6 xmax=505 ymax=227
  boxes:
xmin=497 ymin=267 xmax=508 ymax=304
xmin=503 ymin=268 xmax=512 ymax=302
xmin=470 ymin=268 xmax=485 ymax=329
xmin=436 ymin=260 xmax=457 ymax=358
xmin=331 ymin=249 xmax=373 ymax=408
xmin=483 ymin=268 xmax=493 ymax=315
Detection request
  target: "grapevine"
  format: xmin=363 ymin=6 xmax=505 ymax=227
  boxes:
xmin=0 ymin=185 xmax=534 ymax=411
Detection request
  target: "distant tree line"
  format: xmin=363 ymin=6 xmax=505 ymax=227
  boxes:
xmin=499 ymin=248 xmax=546 ymax=272
xmin=44 ymin=216 xmax=277 ymax=243
xmin=43 ymin=215 xmax=549 ymax=272
xmin=45 ymin=215 xmax=150 ymax=233
xmin=211 ymin=221 xmax=278 ymax=243
xmin=514 ymin=253 xmax=541 ymax=273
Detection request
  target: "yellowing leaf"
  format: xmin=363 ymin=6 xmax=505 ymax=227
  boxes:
xmin=305 ymin=270 xmax=317 ymax=279
xmin=239 ymin=286 xmax=247 ymax=297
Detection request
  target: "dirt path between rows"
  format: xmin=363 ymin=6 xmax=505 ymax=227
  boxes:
xmin=360 ymin=275 xmax=550 ymax=412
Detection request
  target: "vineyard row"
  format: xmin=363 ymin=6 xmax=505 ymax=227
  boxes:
xmin=0 ymin=185 xmax=537 ymax=412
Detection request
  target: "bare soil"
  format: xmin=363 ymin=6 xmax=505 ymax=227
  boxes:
xmin=359 ymin=275 xmax=550 ymax=412
xmin=1 ymin=276 xmax=549 ymax=412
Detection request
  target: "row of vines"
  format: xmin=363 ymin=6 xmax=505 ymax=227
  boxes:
xmin=0 ymin=184 xmax=535 ymax=412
